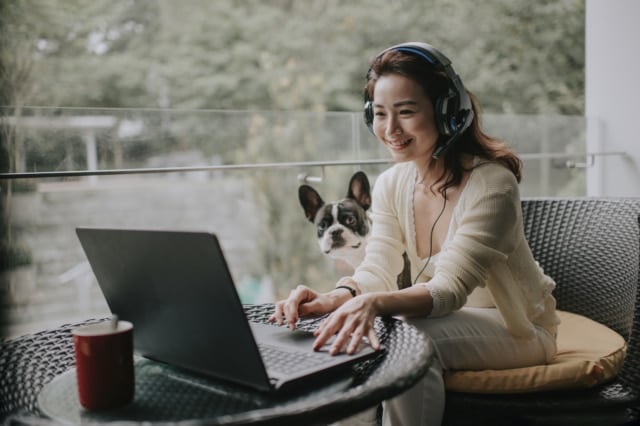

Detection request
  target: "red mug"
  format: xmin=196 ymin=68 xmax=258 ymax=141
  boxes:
xmin=72 ymin=319 xmax=134 ymax=410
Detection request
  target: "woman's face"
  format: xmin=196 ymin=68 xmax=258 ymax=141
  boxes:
xmin=371 ymin=73 xmax=440 ymax=163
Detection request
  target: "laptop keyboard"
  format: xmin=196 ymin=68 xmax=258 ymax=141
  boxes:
xmin=258 ymin=343 xmax=335 ymax=375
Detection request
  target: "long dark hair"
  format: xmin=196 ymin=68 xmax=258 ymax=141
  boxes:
xmin=364 ymin=49 xmax=522 ymax=193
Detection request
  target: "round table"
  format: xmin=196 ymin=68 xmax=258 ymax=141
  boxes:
xmin=1 ymin=304 xmax=433 ymax=425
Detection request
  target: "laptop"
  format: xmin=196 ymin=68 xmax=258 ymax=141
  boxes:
xmin=75 ymin=227 xmax=380 ymax=393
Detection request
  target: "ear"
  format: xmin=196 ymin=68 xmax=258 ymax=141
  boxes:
xmin=347 ymin=171 xmax=371 ymax=211
xmin=298 ymin=185 xmax=325 ymax=223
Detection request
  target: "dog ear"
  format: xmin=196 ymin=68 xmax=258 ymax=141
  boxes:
xmin=298 ymin=185 xmax=325 ymax=223
xmin=347 ymin=171 xmax=371 ymax=211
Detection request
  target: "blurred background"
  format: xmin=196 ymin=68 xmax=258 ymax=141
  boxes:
xmin=0 ymin=0 xmax=624 ymax=338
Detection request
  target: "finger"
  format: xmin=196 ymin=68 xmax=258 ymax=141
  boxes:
xmin=347 ymin=320 xmax=378 ymax=354
xmin=312 ymin=319 xmax=336 ymax=351
xmin=268 ymin=303 xmax=279 ymax=324
xmin=330 ymin=322 xmax=355 ymax=355
xmin=368 ymin=328 xmax=381 ymax=351
xmin=286 ymin=284 xmax=317 ymax=329
xmin=325 ymin=312 xmax=358 ymax=355
xmin=312 ymin=316 xmax=327 ymax=337
xmin=313 ymin=315 xmax=343 ymax=351
xmin=283 ymin=286 xmax=307 ymax=330
xmin=269 ymin=302 xmax=285 ymax=325
xmin=347 ymin=325 xmax=366 ymax=354
xmin=283 ymin=303 xmax=298 ymax=330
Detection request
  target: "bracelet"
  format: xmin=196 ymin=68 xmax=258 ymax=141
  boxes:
xmin=335 ymin=285 xmax=357 ymax=298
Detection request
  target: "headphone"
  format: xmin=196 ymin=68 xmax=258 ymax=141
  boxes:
xmin=363 ymin=42 xmax=474 ymax=160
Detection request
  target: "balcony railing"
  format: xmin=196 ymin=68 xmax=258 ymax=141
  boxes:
xmin=0 ymin=107 xmax=626 ymax=338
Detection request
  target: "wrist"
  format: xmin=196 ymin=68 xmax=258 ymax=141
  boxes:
xmin=335 ymin=285 xmax=356 ymax=298
xmin=327 ymin=288 xmax=352 ymax=309
xmin=366 ymin=292 xmax=384 ymax=316
xmin=329 ymin=277 xmax=361 ymax=309
xmin=335 ymin=277 xmax=361 ymax=295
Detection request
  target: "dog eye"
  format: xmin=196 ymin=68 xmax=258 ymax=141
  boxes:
xmin=344 ymin=216 xmax=356 ymax=226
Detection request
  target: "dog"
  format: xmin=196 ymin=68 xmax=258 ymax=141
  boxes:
xmin=299 ymin=171 xmax=411 ymax=289
xmin=299 ymin=171 xmax=371 ymax=270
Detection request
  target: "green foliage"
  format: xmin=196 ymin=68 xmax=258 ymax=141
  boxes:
xmin=8 ymin=0 xmax=584 ymax=114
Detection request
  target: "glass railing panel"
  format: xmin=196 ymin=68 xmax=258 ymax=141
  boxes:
xmin=483 ymin=114 xmax=588 ymax=196
xmin=1 ymin=107 xmax=366 ymax=174
xmin=2 ymin=168 xmax=375 ymax=338
xmin=1 ymin=107 xmax=593 ymax=338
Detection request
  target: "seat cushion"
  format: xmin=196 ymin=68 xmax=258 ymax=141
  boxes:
xmin=443 ymin=310 xmax=627 ymax=393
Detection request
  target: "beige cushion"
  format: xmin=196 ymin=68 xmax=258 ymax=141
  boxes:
xmin=443 ymin=310 xmax=627 ymax=394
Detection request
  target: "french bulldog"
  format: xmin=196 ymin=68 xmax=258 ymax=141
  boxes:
xmin=299 ymin=171 xmax=371 ymax=270
xmin=299 ymin=171 xmax=411 ymax=289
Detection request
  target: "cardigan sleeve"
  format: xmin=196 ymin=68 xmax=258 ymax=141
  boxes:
xmin=351 ymin=166 xmax=408 ymax=293
xmin=422 ymin=163 xmax=522 ymax=317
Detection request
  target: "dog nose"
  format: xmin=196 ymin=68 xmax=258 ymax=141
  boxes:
xmin=331 ymin=229 xmax=343 ymax=238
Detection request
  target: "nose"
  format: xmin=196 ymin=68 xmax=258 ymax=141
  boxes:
xmin=384 ymin=115 xmax=402 ymax=137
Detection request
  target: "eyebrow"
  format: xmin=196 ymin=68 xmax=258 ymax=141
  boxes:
xmin=373 ymin=100 xmax=419 ymax=108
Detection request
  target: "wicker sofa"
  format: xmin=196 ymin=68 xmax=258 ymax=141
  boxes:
xmin=442 ymin=197 xmax=640 ymax=425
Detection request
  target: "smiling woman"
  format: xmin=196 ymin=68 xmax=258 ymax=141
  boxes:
xmin=271 ymin=42 xmax=559 ymax=426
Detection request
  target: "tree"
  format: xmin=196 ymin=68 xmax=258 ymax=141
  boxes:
xmin=13 ymin=0 xmax=584 ymax=114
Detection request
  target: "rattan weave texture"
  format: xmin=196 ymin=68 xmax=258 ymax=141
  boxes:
xmin=443 ymin=197 xmax=640 ymax=425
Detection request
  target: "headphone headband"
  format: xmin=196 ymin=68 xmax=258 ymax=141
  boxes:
xmin=363 ymin=42 xmax=474 ymax=159
xmin=388 ymin=44 xmax=451 ymax=67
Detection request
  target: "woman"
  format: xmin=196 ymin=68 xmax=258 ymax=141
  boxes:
xmin=271 ymin=42 xmax=560 ymax=426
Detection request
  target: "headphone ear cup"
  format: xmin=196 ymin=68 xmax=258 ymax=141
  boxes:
xmin=364 ymin=101 xmax=374 ymax=132
xmin=434 ymin=96 xmax=450 ymax=136
xmin=436 ymin=92 xmax=462 ymax=137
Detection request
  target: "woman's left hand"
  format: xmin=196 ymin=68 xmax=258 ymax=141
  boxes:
xmin=312 ymin=293 xmax=381 ymax=355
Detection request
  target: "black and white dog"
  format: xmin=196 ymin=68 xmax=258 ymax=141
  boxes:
xmin=299 ymin=171 xmax=411 ymax=288
xmin=298 ymin=171 xmax=371 ymax=270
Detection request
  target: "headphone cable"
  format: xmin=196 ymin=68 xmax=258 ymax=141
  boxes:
xmin=412 ymin=187 xmax=447 ymax=286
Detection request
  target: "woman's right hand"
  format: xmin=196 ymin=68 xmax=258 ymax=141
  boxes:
xmin=269 ymin=284 xmax=345 ymax=330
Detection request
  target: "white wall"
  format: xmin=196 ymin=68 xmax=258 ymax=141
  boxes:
xmin=586 ymin=0 xmax=640 ymax=196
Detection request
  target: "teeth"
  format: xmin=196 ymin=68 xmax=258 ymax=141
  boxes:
xmin=388 ymin=139 xmax=410 ymax=147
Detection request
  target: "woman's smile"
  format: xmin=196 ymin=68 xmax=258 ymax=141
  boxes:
xmin=384 ymin=136 xmax=413 ymax=150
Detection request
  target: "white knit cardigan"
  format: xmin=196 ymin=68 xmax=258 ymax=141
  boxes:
xmin=351 ymin=159 xmax=560 ymax=339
